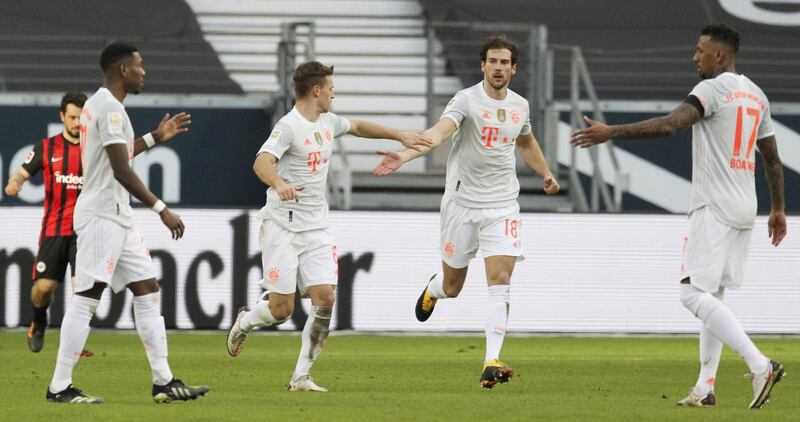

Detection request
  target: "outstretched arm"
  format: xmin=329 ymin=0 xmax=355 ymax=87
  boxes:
xmin=372 ymin=118 xmax=457 ymax=176
xmin=516 ymin=133 xmax=559 ymax=195
xmin=348 ymin=119 xmax=431 ymax=151
xmin=570 ymin=102 xmax=702 ymax=148
xmin=132 ymin=112 xmax=192 ymax=156
xmin=757 ymin=135 xmax=786 ymax=246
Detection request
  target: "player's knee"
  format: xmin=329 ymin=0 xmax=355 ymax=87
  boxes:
xmin=680 ymin=285 xmax=719 ymax=319
xmin=269 ymin=301 xmax=294 ymax=321
xmin=487 ymin=271 xmax=511 ymax=286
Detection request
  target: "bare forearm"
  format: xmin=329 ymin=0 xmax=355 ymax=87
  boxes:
xmin=253 ymin=155 xmax=286 ymax=188
xmin=113 ymin=168 xmax=159 ymax=208
xmin=517 ymin=137 xmax=552 ymax=177
xmin=349 ymin=120 xmax=401 ymax=140
xmin=9 ymin=168 xmax=31 ymax=185
xmin=612 ymin=102 xmax=701 ymax=139
xmin=400 ymin=120 xmax=455 ymax=162
xmin=758 ymin=137 xmax=785 ymax=211
xmin=611 ymin=116 xmax=681 ymax=139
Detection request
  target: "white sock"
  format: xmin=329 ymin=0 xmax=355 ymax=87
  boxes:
xmin=427 ymin=273 xmax=447 ymax=299
xmin=50 ymin=295 xmax=98 ymax=393
xmin=485 ymin=285 xmax=510 ymax=362
xmin=133 ymin=292 xmax=174 ymax=386
xmin=239 ymin=299 xmax=281 ymax=332
xmin=680 ymin=285 xmax=769 ymax=374
xmin=693 ymin=289 xmax=725 ymax=396
xmin=292 ymin=306 xmax=332 ymax=381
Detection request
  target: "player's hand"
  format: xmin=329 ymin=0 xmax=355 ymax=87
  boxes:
xmin=768 ymin=210 xmax=787 ymax=247
xmin=570 ymin=116 xmax=613 ymax=148
xmin=543 ymin=175 xmax=560 ymax=195
xmin=276 ymin=183 xmax=304 ymax=202
xmin=398 ymin=131 xmax=432 ymax=152
xmin=373 ymin=150 xmax=404 ymax=176
xmin=159 ymin=209 xmax=185 ymax=240
xmin=154 ymin=112 xmax=191 ymax=143
xmin=4 ymin=180 xmax=21 ymax=196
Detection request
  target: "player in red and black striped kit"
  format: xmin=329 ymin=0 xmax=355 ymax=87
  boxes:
xmin=4 ymin=92 xmax=93 ymax=356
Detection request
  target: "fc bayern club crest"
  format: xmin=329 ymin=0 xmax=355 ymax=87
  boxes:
xmin=511 ymin=110 xmax=520 ymax=124
xmin=496 ymin=109 xmax=506 ymax=122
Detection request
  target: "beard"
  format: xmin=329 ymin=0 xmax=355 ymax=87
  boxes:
xmin=66 ymin=129 xmax=80 ymax=138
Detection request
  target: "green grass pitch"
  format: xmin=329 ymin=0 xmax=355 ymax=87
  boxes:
xmin=1 ymin=330 xmax=798 ymax=421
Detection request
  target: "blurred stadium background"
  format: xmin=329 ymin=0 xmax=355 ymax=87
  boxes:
xmin=1 ymin=0 xmax=798 ymax=335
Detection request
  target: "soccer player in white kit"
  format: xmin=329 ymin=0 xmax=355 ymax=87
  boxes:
xmin=226 ymin=61 xmax=431 ymax=392
xmin=571 ymin=24 xmax=786 ymax=409
xmin=373 ymin=35 xmax=561 ymax=388
xmin=46 ymin=43 xmax=209 ymax=404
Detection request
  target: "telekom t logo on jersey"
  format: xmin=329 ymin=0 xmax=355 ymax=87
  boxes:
xmin=481 ymin=126 xmax=499 ymax=148
xmin=307 ymin=151 xmax=322 ymax=173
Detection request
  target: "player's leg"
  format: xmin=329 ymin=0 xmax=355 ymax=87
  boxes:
xmin=228 ymin=220 xmax=296 ymax=356
xmin=416 ymin=197 xmax=477 ymax=321
xmin=678 ymin=286 xmax=725 ymax=407
xmin=290 ymin=284 xmax=335 ymax=392
xmin=115 ymin=227 xmax=208 ymax=403
xmin=47 ymin=281 xmax=105 ymax=403
xmin=67 ymin=236 xmax=93 ymax=358
xmin=28 ymin=278 xmax=58 ymax=352
xmin=47 ymin=219 xmax=111 ymax=403
xmin=476 ymin=204 xmax=522 ymax=388
xmin=289 ymin=229 xmax=337 ymax=391
xmin=479 ymin=255 xmax=515 ymax=389
xmin=29 ymin=237 xmax=70 ymax=352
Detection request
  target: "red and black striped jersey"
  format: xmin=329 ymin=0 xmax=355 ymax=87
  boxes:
xmin=22 ymin=134 xmax=83 ymax=237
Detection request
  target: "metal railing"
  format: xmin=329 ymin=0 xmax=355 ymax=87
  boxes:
xmin=560 ymin=46 xmax=629 ymax=212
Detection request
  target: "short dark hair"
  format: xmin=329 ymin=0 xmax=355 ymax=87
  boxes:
xmin=480 ymin=35 xmax=519 ymax=65
xmin=293 ymin=61 xmax=334 ymax=98
xmin=701 ymin=24 xmax=739 ymax=54
xmin=60 ymin=91 xmax=87 ymax=112
xmin=100 ymin=42 xmax=139 ymax=73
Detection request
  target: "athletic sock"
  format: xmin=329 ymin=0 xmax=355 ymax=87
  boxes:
xmin=292 ymin=306 xmax=332 ymax=381
xmin=427 ymin=273 xmax=447 ymax=299
xmin=693 ymin=289 xmax=725 ymax=396
xmin=133 ymin=292 xmax=174 ymax=386
xmin=32 ymin=305 xmax=48 ymax=326
xmin=680 ymin=285 xmax=769 ymax=375
xmin=239 ymin=299 xmax=281 ymax=332
xmin=49 ymin=295 xmax=98 ymax=393
xmin=484 ymin=285 xmax=510 ymax=362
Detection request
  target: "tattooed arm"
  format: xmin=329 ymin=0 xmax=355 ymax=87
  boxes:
xmin=756 ymin=135 xmax=787 ymax=246
xmin=570 ymin=102 xmax=702 ymax=148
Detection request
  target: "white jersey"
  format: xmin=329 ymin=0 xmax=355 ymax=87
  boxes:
xmin=441 ymin=82 xmax=532 ymax=208
xmin=688 ymin=72 xmax=774 ymax=229
xmin=74 ymin=87 xmax=136 ymax=228
xmin=257 ymin=107 xmax=350 ymax=232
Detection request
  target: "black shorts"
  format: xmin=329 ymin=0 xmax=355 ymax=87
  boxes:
xmin=32 ymin=235 xmax=77 ymax=282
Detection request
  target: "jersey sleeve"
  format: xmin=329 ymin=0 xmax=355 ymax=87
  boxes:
xmin=520 ymin=118 xmax=532 ymax=136
xmin=757 ymin=98 xmax=776 ymax=140
xmin=440 ymin=91 xmax=469 ymax=128
xmin=688 ymin=80 xmax=718 ymax=118
xmin=20 ymin=141 xmax=44 ymax=175
xmin=258 ymin=122 xmax=294 ymax=159
xmin=331 ymin=113 xmax=351 ymax=137
xmin=95 ymin=102 xmax=129 ymax=146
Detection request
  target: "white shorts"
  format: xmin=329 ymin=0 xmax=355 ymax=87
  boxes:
xmin=440 ymin=195 xmax=524 ymax=268
xmin=258 ymin=219 xmax=337 ymax=297
xmin=74 ymin=216 xmax=156 ymax=293
xmin=681 ymin=206 xmax=751 ymax=293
